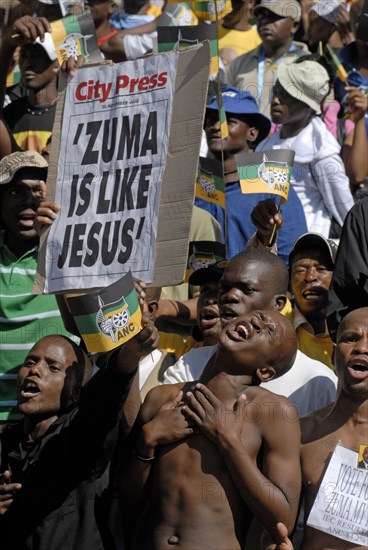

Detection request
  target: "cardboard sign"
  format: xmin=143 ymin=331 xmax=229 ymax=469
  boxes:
xmin=307 ymin=444 xmax=368 ymax=546
xmin=236 ymin=150 xmax=295 ymax=204
xmin=66 ymin=271 xmax=142 ymax=352
xmin=35 ymin=44 xmax=211 ymax=293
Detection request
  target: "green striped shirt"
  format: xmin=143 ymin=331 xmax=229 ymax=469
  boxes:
xmin=0 ymin=231 xmax=77 ymax=421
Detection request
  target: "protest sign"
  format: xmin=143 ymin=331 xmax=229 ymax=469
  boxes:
xmin=236 ymin=150 xmax=295 ymax=204
xmin=158 ymin=24 xmax=218 ymax=76
xmin=66 ymin=271 xmax=142 ymax=353
xmin=37 ymin=52 xmax=178 ymax=293
xmin=196 ymin=157 xmax=225 ymax=209
xmin=51 ymin=12 xmax=103 ymax=64
xmin=185 ymin=241 xmax=226 ymax=281
xmin=307 ymin=444 xmax=368 ymax=546
xmin=35 ymin=43 xmax=211 ymax=292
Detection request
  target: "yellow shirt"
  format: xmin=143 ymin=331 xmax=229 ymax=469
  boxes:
xmin=218 ymin=24 xmax=261 ymax=59
xmin=296 ymin=326 xmax=334 ymax=370
xmin=159 ymin=332 xmax=203 ymax=360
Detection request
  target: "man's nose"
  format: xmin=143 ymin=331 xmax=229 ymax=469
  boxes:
xmin=304 ymin=266 xmax=317 ymax=282
xmin=204 ymin=294 xmax=218 ymax=305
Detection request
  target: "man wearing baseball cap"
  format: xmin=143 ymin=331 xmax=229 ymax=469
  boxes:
xmin=195 ymin=85 xmax=308 ymax=265
xmin=0 ymin=16 xmax=58 ymax=155
xmin=257 ymin=58 xmax=354 ymax=238
xmin=0 ymin=151 xmax=75 ymax=425
xmin=289 ymin=233 xmax=338 ymax=369
xmin=225 ymin=0 xmax=309 ymax=118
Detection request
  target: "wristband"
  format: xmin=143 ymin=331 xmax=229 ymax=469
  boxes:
xmin=132 ymin=448 xmax=155 ymax=462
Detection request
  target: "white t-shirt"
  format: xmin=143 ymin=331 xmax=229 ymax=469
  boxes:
xmin=163 ymin=346 xmax=337 ymax=416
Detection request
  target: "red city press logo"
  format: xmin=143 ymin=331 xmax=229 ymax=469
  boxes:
xmin=75 ymin=72 xmax=168 ymax=103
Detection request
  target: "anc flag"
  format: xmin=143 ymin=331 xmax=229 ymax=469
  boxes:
xmin=191 ymin=0 xmax=232 ymax=22
xmin=51 ymin=12 xmax=102 ymax=64
xmin=6 ymin=66 xmax=21 ymax=88
xmin=185 ymin=241 xmax=226 ymax=281
xmin=196 ymin=157 xmax=225 ymax=208
xmin=157 ymin=24 xmax=218 ymax=76
xmin=236 ymin=150 xmax=295 ymax=204
xmin=158 ymin=3 xmax=199 ymax=25
xmin=66 ymin=271 xmax=142 ymax=353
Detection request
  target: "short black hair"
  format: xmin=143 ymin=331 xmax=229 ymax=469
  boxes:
xmin=228 ymin=248 xmax=289 ymax=294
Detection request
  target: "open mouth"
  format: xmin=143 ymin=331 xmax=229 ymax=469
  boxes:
xmin=220 ymin=308 xmax=238 ymax=325
xmin=227 ymin=321 xmax=252 ymax=342
xmin=18 ymin=212 xmax=36 ymax=229
xmin=302 ymin=287 xmax=325 ymax=301
xmin=201 ymin=308 xmax=220 ymax=329
xmin=347 ymin=359 xmax=368 ymax=381
xmin=20 ymin=380 xmax=40 ymax=398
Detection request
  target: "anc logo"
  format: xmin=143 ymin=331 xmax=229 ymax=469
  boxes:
xmin=59 ymin=33 xmax=92 ymax=62
xmin=188 ymin=245 xmax=216 ymax=271
xmin=198 ymin=171 xmax=216 ymax=195
xmin=96 ymin=296 xmax=130 ymax=343
xmin=258 ymin=154 xmax=289 ymax=189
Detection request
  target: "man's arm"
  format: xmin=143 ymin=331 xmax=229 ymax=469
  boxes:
xmin=183 ymin=385 xmax=301 ymax=543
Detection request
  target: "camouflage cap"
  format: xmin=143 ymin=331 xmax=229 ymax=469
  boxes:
xmin=0 ymin=151 xmax=48 ymax=186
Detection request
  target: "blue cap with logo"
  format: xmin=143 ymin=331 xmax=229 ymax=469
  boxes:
xmin=206 ymin=86 xmax=271 ymax=144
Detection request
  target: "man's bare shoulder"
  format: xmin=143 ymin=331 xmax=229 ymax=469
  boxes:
xmin=245 ymin=386 xmax=299 ymax=431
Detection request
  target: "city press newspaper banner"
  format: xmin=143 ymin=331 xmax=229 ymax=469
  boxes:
xmin=66 ymin=271 xmax=142 ymax=353
xmin=307 ymin=444 xmax=368 ymax=546
xmin=39 ymin=53 xmax=178 ymax=293
xmin=236 ymin=150 xmax=295 ymax=204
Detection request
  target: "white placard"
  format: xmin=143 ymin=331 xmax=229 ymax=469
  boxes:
xmin=307 ymin=444 xmax=368 ymax=546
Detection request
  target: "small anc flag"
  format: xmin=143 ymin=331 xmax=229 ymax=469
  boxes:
xmin=157 ymin=3 xmax=199 ymax=26
xmin=66 ymin=271 xmax=143 ymax=353
xmin=236 ymin=150 xmax=295 ymax=204
xmin=6 ymin=66 xmax=21 ymax=88
xmin=190 ymin=0 xmax=232 ymax=22
xmin=185 ymin=241 xmax=226 ymax=281
xmin=325 ymin=44 xmax=348 ymax=84
xmin=157 ymin=24 xmax=218 ymax=76
xmin=196 ymin=157 xmax=225 ymax=208
xmin=51 ymin=12 xmax=102 ymax=64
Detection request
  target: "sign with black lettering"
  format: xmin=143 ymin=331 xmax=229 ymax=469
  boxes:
xmin=38 ymin=52 xmax=178 ymax=293
xmin=307 ymin=444 xmax=368 ymax=546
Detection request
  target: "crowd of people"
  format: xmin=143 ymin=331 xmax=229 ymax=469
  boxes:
xmin=0 ymin=0 xmax=367 ymax=548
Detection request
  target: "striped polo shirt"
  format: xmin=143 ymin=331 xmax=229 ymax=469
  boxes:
xmin=0 ymin=231 xmax=77 ymax=421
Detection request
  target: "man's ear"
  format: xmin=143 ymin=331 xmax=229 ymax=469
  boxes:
xmin=291 ymin=21 xmax=299 ymax=35
xmin=108 ymin=1 xmax=117 ymax=15
xmin=274 ymin=294 xmax=287 ymax=311
xmin=148 ymin=300 xmax=159 ymax=320
xmin=246 ymin=126 xmax=259 ymax=144
xmin=255 ymin=365 xmax=276 ymax=382
xmin=71 ymin=384 xmax=81 ymax=404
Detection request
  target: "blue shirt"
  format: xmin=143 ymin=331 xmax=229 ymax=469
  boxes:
xmin=195 ymin=181 xmax=308 ymax=266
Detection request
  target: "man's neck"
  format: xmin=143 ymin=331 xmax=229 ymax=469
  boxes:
xmin=263 ymin=38 xmax=293 ymax=60
xmin=29 ymin=81 xmax=58 ymax=108
xmin=5 ymin=232 xmax=38 ymax=259
xmin=222 ymin=5 xmax=251 ymax=31
xmin=95 ymin=20 xmax=113 ymax=39
xmin=280 ymin=114 xmax=313 ymax=138
xmin=332 ymin=392 xmax=368 ymax=428
xmin=23 ymin=415 xmax=59 ymax=442
xmin=214 ymin=150 xmax=251 ymax=184
xmin=300 ymin=310 xmax=328 ymax=336
xmin=200 ymin=362 xmax=255 ymax=404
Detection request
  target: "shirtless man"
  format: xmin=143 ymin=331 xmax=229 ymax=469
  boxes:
xmin=301 ymin=307 xmax=368 ymax=549
xmin=122 ymin=309 xmax=301 ymax=549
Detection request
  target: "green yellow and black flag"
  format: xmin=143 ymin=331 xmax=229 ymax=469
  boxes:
xmin=66 ymin=271 xmax=142 ymax=353
xmin=236 ymin=150 xmax=295 ymax=204
xmin=157 ymin=3 xmax=199 ymax=26
xmin=191 ymin=0 xmax=232 ymax=22
xmin=157 ymin=24 xmax=218 ymax=77
xmin=185 ymin=241 xmax=226 ymax=281
xmin=196 ymin=156 xmax=225 ymax=209
xmin=51 ymin=12 xmax=102 ymax=64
